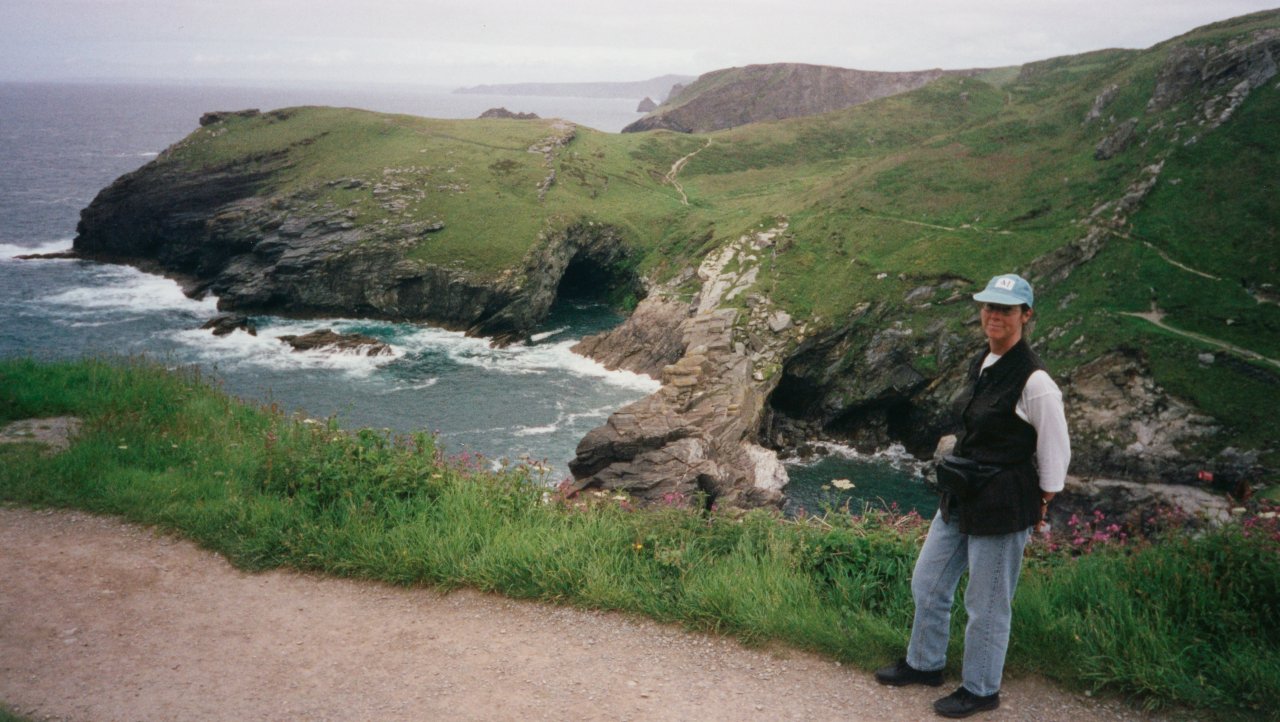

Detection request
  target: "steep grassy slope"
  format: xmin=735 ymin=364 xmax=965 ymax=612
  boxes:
xmin=654 ymin=12 xmax=1280 ymax=466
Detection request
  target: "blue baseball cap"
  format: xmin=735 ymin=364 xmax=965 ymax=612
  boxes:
xmin=973 ymin=273 xmax=1034 ymax=308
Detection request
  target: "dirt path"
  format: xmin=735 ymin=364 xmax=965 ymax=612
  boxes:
xmin=1120 ymin=306 xmax=1280 ymax=370
xmin=0 ymin=508 xmax=1164 ymax=722
xmin=664 ymin=140 xmax=710 ymax=206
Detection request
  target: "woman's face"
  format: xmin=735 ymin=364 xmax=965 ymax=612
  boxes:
xmin=979 ymin=302 xmax=1032 ymax=348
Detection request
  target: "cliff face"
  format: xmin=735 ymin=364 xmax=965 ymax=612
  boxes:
xmin=623 ymin=63 xmax=986 ymax=133
xmin=568 ymin=225 xmax=797 ymax=508
xmin=74 ymin=115 xmax=638 ymax=346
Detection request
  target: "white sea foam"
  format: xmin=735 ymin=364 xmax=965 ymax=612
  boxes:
xmin=168 ymin=318 xmax=402 ymax=379
xmin=41 ymin=265 xmax=219 ymax=315
xmin=380 ymin=378 xmax=440 ymax=393
xmin=395 ymin=325 xmax=661 ymax=393
xmin=0 ymin=240 xmax=74 ymax=260
xmin=563 ymin=403 xmax=623 ymax=425
xmin=530 ymin=326 xmax=568 ymax=342
xmin=66 ymin=317 xmax=145 ymax=328
xmin=791 ymin=441 xmax=927 ymax=477
xmin=514 ymin=423 xmax=559 ymax=436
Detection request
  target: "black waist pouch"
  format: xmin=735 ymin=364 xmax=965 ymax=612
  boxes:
xmin=935 ymin=454 xmax=1003 ymax=499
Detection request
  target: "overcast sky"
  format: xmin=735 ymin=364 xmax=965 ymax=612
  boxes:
xmin=2 ymin=1 xmax=1276 ymax=87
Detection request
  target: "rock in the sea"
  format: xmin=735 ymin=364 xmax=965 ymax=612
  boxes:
xmin=277 ymin=329 xmax=392 ymax=356
xmin=636 ymin=97 xmax=658 ymax=113
xmin=201 ymin=314 xmax=257 ymax=336
xmin=13 ymin=250 xmax=79 ymax=260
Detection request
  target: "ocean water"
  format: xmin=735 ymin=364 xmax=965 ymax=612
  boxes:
xmin=0 ymin=81 xmax=933 ymax=513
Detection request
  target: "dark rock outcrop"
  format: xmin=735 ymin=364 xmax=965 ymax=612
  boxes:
xmin=635 ymin=97 xmax=658 ymax=113
xmin=200 ymin=110 xmax=260 ymax=126
xmin=478 ymin=108 xmax=540 ymax=120
xmin=1147 ymin=27 xmax=1279 ymax=114
xmin=13 ymin=251 xmax=79 ymax=260
xmin=1094 ymin=117 xmax=1138 ymax=159
xmin=277 ymin=329 xmax=392 ymax=356
xmin=202 ymin=314 xmax=257 ymax=336
xmin=622 ymin=63 xmax=986 ymax=133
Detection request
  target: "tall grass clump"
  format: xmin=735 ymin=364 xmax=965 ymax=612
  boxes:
xmin=2 ymin=357 xmax=1277 ymax=717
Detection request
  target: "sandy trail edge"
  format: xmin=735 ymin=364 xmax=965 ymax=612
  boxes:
xmin=1 ymin=507 xmax=1161 ymax=721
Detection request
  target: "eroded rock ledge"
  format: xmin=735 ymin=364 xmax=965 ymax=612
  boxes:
xmin=568 ymin=226 xmax=795 ymax=508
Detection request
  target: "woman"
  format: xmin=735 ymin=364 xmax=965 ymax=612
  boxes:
xmin=874 ymin=273 xmax=1070 ymax=718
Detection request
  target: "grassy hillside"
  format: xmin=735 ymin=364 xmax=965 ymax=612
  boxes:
xmin=140 ymin=9 xmax=1279 ymax=464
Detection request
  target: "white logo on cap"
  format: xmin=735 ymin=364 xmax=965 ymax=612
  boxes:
xmin=995 ymin=278 xmax=1016 ymax=291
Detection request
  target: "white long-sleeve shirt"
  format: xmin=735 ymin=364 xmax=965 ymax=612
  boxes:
xmin=980 ymin=353 xmax=1071 ymax=493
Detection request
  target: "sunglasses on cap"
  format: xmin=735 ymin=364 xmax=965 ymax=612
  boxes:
xmin=979 ymin=302 xmax=1021 ymax=314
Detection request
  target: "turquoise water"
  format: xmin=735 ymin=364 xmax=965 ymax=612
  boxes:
xmin=783 ymin=444 xmax=937 ymax=518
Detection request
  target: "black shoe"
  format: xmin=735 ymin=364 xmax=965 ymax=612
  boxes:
xmin=874 ymin=658 xmax=944 ymax=687
xmin=933 ymin=686 xmax=1000 ymax=718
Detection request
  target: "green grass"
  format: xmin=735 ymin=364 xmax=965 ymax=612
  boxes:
xmin=2 ymin=357 xmax=1277 ymax=718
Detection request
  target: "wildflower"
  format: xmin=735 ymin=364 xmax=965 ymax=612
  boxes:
xmin=632 ymin=542 xmax=643 ymax=551
xmin=117 ymin=445 xmax=128 ymax=450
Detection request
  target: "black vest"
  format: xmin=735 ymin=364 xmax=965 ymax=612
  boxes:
xmin=947 ymin=339 xmax=1044 ymax=535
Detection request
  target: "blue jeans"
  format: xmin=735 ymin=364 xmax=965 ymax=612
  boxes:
xmin=905 ymin=510 xmax=1031 ymax=696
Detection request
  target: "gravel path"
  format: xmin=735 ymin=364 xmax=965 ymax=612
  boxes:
xmin=0 ymin=507 xmax=1167 ymax=721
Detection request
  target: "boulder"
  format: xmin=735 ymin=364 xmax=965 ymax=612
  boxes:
xmin=201 ymin=313 xmax=257 ymax=336
xmin=1094 ymin=117 xmax=1138 ymax=160
xmin=276 ymin=329 xmax=392 ymax=356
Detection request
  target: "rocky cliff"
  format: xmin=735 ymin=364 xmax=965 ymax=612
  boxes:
xmin=623 ymin=63 xmax=986 ymax=133
xmin=74 ymin=114 xmax=634 ymax=345
xmin=568 ymin=225 xmax=796 ymax=508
